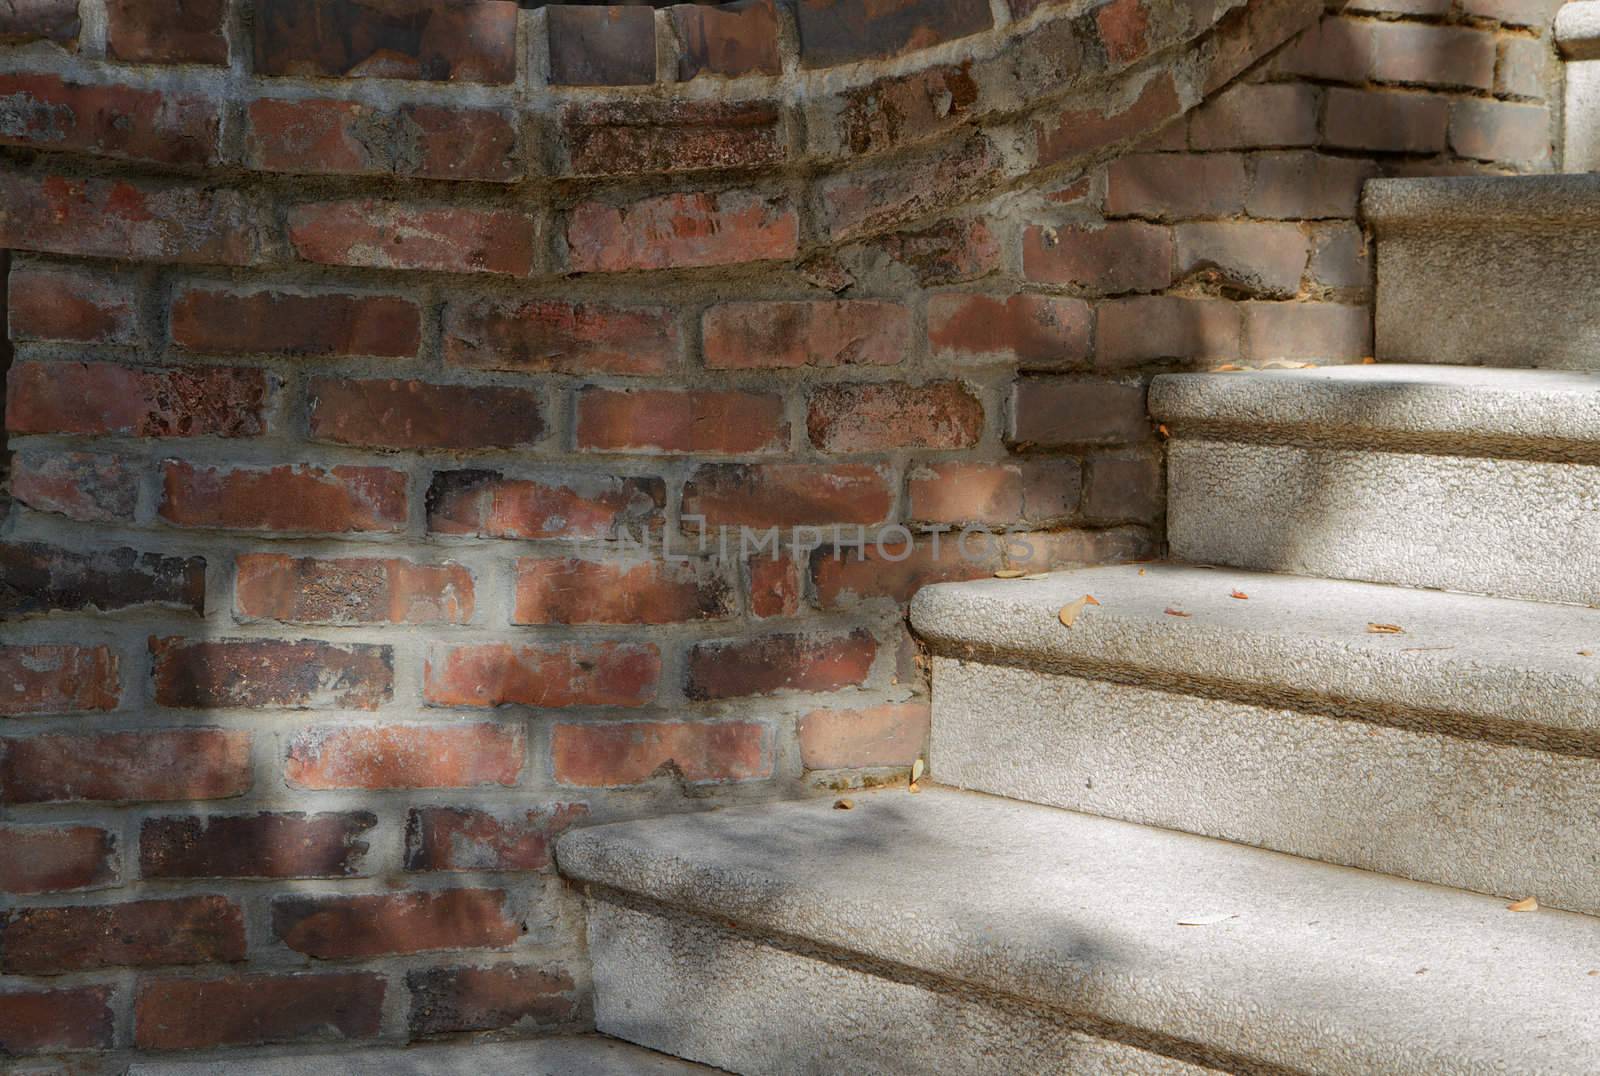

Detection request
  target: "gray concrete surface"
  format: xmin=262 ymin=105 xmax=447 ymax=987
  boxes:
xmin=559 ymin=788 xmax=1600 ymax=1075
xmin=1559 ymin=4 xmax=1600 ymax=169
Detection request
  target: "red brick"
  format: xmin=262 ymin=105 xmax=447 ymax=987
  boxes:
xmin=0 ymin=644 xmax=118 ymax=717
xmin=1022 ymin=222 xmax=1173 ymax=294
xmin=1008 ymin=378 xmax=1150 ymax=447
xmin=1098 ymin=0 xmax=1152 ymax=65
xmin=160 ymin=461 xmax=408 ymax=533
xmin=672 ymin=0 xmax=782 ymax=79
xmin=8 ymin=451 xmax=138 ymax=524
xmin=286 ymin=723 xmax=523 ymax=790
xmin=1021 ymin=458 xmax=1085 ymax=522
xmin=0 ymin=825 xmax=117 ymax=894
xmin=171 ymin=286 xmax=421 ymax=358
xmin=1245 ymin=151 xmax=1378 ymax=220
xmin=1204 ymin=0 xmax=1323 ymax=94
xmin=514 ymin=557 xmax=733 ymax=625
xmin=309 ymin=377 xmax=546 ymax=450
xmin=807 ymin=380 xmax=983 ymax=452
xmin=288 ymin=199 xmax=538 ymax=275
xmin=839 ymin=64 xmax=981 ymax=155
xmin=0 ymin=173 xmax=266 ymax=265
xmin=798 ymin=701 xmax=929 ymax=769
xmin=274 ymin=889 xmax=518 ymax=958
xmin=747 ymin=555 xmax=803 ymax=618
xmin=427 ymin=470 xmax=665 ymax=540
xmin=927 ymin=293 xmax=1091 ymax=368
xmin=0 ymin=986 xmax=113 ymax=1056
xmin=1023 ymin=525 xmax=1154 ymax=569
xmin=107 ymin=0 xmax=227 ymax=63
xmin=140 ymin=812 xmax=376 ymax=880
xmin=1308 ymin=222 xmax=1370 ymax=292
xmin=151 ymin=637 xmax=392 ymax=711
xmin=1095 ymin=295 xmax=1241 ymax=365
xmin=0 ymin=73 xmax=220 ymax=165
xmin=7 ymin=360 xmax=268 ymax=438
xmin=1083 ymin=453 xmax=1163 ymax=523
xmin=702 ymin=300 xmax=910 ymax=369
xmin=246 ymin=98 xmax=521 ymax=181
xmin=563 ymin=100 xmax=784 ymax=177
xmin=425 ymin=642 xmax=660 ymax=708
xmin=1105 ymin=153 xmax=1249 ymax=219
xmin=813 ymin=539 xmax=996 ymax=608
xmin=6 ymin=262 xmax=139 ymax=344
xmin=1449 ymin=99 xmax=1550 ymax=165
xmin=1034 ymin=72 xmax=1180 ymax=165
xmin=551 ymin=720 xmax=770 ymax=786
xmin=0 ymin=542 xmax=205 ymax=617
xmin=864 ymin=218 xmax=1001 ymax=286
xmin=1460 ymin=0 xmax=1561 ymax=26
xmin=1174 ymin=221 xmax=1310 ymax=298
xmin=682 ymin=463 xmax=894 ymax=527
xmin=255 ymin=0 xmax=517 ymax=82
xmin=576 ymin=387 xmax=788 ymax=454
xmin=1243 ymin=301 xmax=1370 ymax=361
xmin=819 ymin=133 xmax=1001 ymax=240
xmin=0 ymin=0 xmax=78 ymax=46
xmin=1371 ymin=22 xmax=1495 ymax=90
xmin=236 ymin=554 xmax=474 ymax=625
xmin=685 ymin=628 xmax=876 ymax=700
xmin=547 ymin=5 xmax=656 ymax=85
xmin=567 ymin=191 xmax=798 ymax=272
xmin=1323 ymin=87 xmax=1448 ymax=153
xmin=1 ymin=895 xmax=245 ymax=973
xmin=794 ymin=0 xmax=991 ymax=67
xmin=1496 ymin=36 xmax=1551 ymax=99
xmin=405 ymin=804 xmax=589 ymax=872
xmin=408 ymin=964 xmax=577 ymax=1036
xmin=444 ymin=297 xmax=680 ymax=376
xmin=1190 ymin=83 xmax=1319 ymax=149
xmin=907 ymin=461 xmax=1024 ymax=525
xmin=135 ymin=972 xmax=384 ymax=1051
xmin=1 ymin=728 xmax=251 ymax=804
xmin=1273 ymin=15 xmax=1375 ymax=82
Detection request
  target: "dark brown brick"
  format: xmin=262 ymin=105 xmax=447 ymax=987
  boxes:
xmin=0 ymin=728 xmax=252 ymax=804
xmin=427 ymin=470 xmax=665 ymax=540
xmin=408 ymin=964 xmax=577 ymax=1036
xmin=907 ymin=461 xmax=1025 ymax=525
xmin=1008 ymin=378 xmax=1150 ymax=448
xmin=1242 ymin=301 xmax=1370 ymax=361
xmin=309 ymin=377 xmax=546 ymax=450
xmin=1449 ymin=99 xmax=1550 ymax=165
xmin=807 ymin=381 xmax=984 ymax=453
xmin=794 ymin=0 xmax=991 ymax=67
xmin=1083 ymin=453 xmax=1163 ymax=523
xmin=6 ymin=360 xmax=268 ymax=438
xmin=1022 ymin=222 xmax=1173 ymax=294
xmin=274 ymin=889 xmax=519 ymax=958
xmin=1189 ymin=83 xmax=1319 ymax=149
xmin=1095 ymin=295 xmax=1241 ymax=365
xmin=1 ymin=895 xmax=245 ymax=974
xmin=1105 ymin=153 xmax=1249 ymax=219
xmin=171 ymin=286 xmax=421 ymax=358
xmin=0 ymin=542 xmax=204 ymax=617
xmin=863 ymin=218 xmax=1001 ymax=286
xmin=140 ymin=812 xmax=376 ymax=879
xmin=444 ymin=297 xmax=680 ymax=376
xmin=1323 ymin=87 xmax=1448 ymax=153
xmin=685 ymin=628 xmax=877 ymax=700
xmin=7 ymin=262 xmax=139 ymax=344
xmin=563 ymin=100 xmax=783 ymax=177
xmin=812 ymin=541 xmax=995 ymax=607
xmin=107 ymin=0 xmax=228 ymax=64
xmin=1245 ymin=152 xmax=1378 ymax=220
xmin=547 ymin=5 xmax=655 ymax=85
xmin=671 ymin=0 xmax=782 ymax=79
xmin=514 ymin=557 xmax=733 ymax=625
xmin=151 ymin=637 xmax=393 ymax=711
xmin=0 ymin=987 xmax=113 ymax=1056
xmin=406 ymin=804 xmax=589 ymax=872
xmin=10 ymin=451 xmax=138 ymax=524
xmin=135 ymin=973 xmax=385 ymax=1051
xmin=819 ymin=133 xmax=1001 ymax=240
xmin=0 ymin=73 xmax=221 ymax=166
xmin=0 ymin=825 xmax=118 ymax=894
xmin=1273 ymin=15 xmax=1375 ymax=82
xmin=1370 ymin=22 xmax=1495 ymax=90
xmin=255 ymin=0 xmax=517 ymax=82
xmin=1174 ymin=221 xmax=1310 ymax=298
xmin=0 ymin=0 xmax=79 ymax=46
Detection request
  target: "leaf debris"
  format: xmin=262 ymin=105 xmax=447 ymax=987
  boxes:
xmin=1058 ymin=594 xmax=1100 ymax=628
xmin=1367 ymin=623 xmax=1405 ymax=634
xmin=1507 ymin=896 xmax=1539 ymax=912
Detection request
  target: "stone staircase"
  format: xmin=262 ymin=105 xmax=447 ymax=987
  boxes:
xmin=556 ymin=174 xmax=1600 ymax=1074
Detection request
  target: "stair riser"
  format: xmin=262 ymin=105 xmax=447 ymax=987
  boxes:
xmin=1168 ymin=438 xmax=1600 ymax=603
xmin=586 ymin=898 xmax=1217 ymax=1076
xmin=932 ymin=657 xmax=1600 ymax=915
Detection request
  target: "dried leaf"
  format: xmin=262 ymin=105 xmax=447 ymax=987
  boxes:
xmin=1177 ymin=913 xmax=1238 ymax=926
xmin=1215 ymin=363 xmax=1243 ymax=372
xmin=1157 ymin=423 xmax=1170 ymax=438
xmin=1361 ymin=356 xmax=1377 ymax=364
xmin=993 ymin=569 xmax=1025 ymax=579
xmin=1367 ymin=623 xmax=1405 ymax=634
xmin=911 ymin=757 xmax=925 ymax=784
xmin=1164 ymin=607 xmax=1191 ymax=617
xmin=1230 ymin=590 xmax=1249 ymax=600
xmin=1138 ymin=568 xmax=1146 ymax=575
xmin=1580 ymin=651 xmax=1593 ymax=657
xmin=908 ymin=781 xmax=922 ymax=794
xmin=833 ymin=798 xmax=854 ymax=810
xmin=1507 ymin=896 xmax=1539 ymax=912
xmin=1058 ymin=594 xmax=1100 ymax=628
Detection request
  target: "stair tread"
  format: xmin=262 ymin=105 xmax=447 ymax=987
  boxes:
xmin=559 ymin=787 xmax=1600 ymax=1075
xmin=1364 ymin=173 xmax=1600 ymax=229
xmin=911 ymin=563 xmax=1600 ymax=737
xmin=1150 ymin=363 xmax=1600 ymax=445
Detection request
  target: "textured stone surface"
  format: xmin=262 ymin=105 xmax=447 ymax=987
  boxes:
xmin=126 ymin=1035 xmax=714 ymax=1074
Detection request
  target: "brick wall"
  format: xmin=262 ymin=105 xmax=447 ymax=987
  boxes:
xmin=0 ymin=0 xmax=1560 ymax=1064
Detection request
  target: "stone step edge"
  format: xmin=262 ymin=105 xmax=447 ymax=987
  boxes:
xmin=1363 ymin=174 xmax=1600 ymax=232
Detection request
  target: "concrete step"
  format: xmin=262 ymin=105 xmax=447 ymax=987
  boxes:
xmin=1149 ymin=363 xmax=1600 ymax=603
xmin=910 ymin=563 xmax=1600 ymax=913
xmin=1365 ymin=175 xmax=1600 ymax=368
xmin=558 ymin=787 xmax=1600 ymax=1076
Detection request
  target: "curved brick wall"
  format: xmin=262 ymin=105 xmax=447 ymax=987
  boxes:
xmin=0 ymin=0 xmax=1561 ymax=1064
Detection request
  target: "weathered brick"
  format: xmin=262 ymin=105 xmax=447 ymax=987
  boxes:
xmin=444 ymin=297 xmax=680 ymax=376
xmin=838 ymin=63 xmax=981 ymax=156
xmin=702 ymin=300 xmax=910 ymax=369
xmin=907 ymin=461 xmax=1024 ymax=525
xmin=1097 ymin=0 xmax=1151 ymax=64
xmin=514 ymin=558 xmax=733 ymax=624
xmin=807 ymin=380 xmax=984 ymax=452
xmin=926 ymin=293 xmax=1091 ymax=368
xmin=0 ymin=987 xmax=113 ymax=1056
xmin=1 ymin=728 xmax=251 ymax=804
xmin=106 ymin=0 xmax=228 ymax=64
xmin=747 ymin=554 xmax=804 ymax=618
xmin=288 ymin=199 xmax=538 ymax=276
xmin=563 ymin=100 xmax=784 ymax=176
xmin=685 ymin=628 xmax=876 ymax=700
xmin=819 ymin=133 xmax=1001 ymax=240
xmin=813 ymin=541 xmax=995 ymax=607
xmin=1083 ymin=453 xmax=1162 ymax=522
xmin=0 ymin=542 xmax=205 ymax=617
xmin=425 ymin=642 xmax=660 ymax=708
xmin=152 ymin=637 xmax=392 ymax=712
xmin=1024 ymin=525 xmax=1154 ymax=569
xmin=1273 ymin=15 xmax=1375 ymax=82
xmin=287 ymin=723 xmax=523 ymax=790
xmin=798 ymin=701 xmax=929 ymax=769
xmin=1190 ymin=83 xmax=1319 ymax=150
xmin=794 ymin=0 xmax=991 ymax=67
xmin=1308 ymin=222 xmax=1370 ymax=292
xmin=1243 ymin=301 xmax=1370 ymax=361
xmin=246 ymin=98 xmax=521 ymax=182
xmin=682 ymin=463 xmax=894 ymax=527
xmin=671 ymin=0 xmax=782 ymax=79
xmin=0 ymin=643 xmax=119 ymax=717
xmin=547 ymin=5 xmax=656 ymax=85
xmin=309 ymin=377 xmax=546 ymax=450
xmin=1348 ymin=0 xmax=1449 ymax=16
xmin=7 ymin=360 xmax=268 ymax=438
xmin=1371 ymin=22 xmax=1495 ymax=89
xmin=1203 ymin=0 xmax=1324 ymax=93
xmin=0 ymin=73 xmax=220 ymax=165
xmin=567 ymin=191 xmax=798 ymax=272
xmin=171 ymin=286 xmax=421 ymax=358
xmin=1034 ymin=72 xmax=1180 ymax=165
xmin=1 ymin=895 xmax=245 ymax=973
xmin=1021 ymin=458 xmax=1085 ymax=522
xmin=1105 ymin=153 xmax=1249 ymax=219
xmin=1095 ymin=296 xmax=1241 ymax=365
xmin=140 ymin=812 xmax=374 ymax=881
xmin=1461 ymin=0 xmax=1561 ymax=26
xmin=1245 ymin=151 xmax=1378 ymax=219
xmin=1496 ymin=35 xmax=1551 ymax=99
xmin=7 ymin=263 xmax=139 ymax=344
xmin=255 ymin=0 xmax=517 ymax=82
xmin=551 ymin=720 xmax=771 ymax=786
xmin=1323 ymin=87 xmax=1448 ymax=153
xmin=426 ymin=470 xmax=665 ymax=540
xmin=1174 ymin=221 xmax=1309 ymax=298
xmin=0 ymin=173 xmax=266 ymax=265
xmin=135 ymin=973 xmax=385 ymax=1051
xmin=1449 ymin=99 xmax=1550 ymax=165
xmin=274 ymin=889 xmax=518 ymax=958
xmin=1009 ymin=378 xmax=1150 ymax=447
xmin=576 ymin=387 xmax=788 ymax=454
xmin=161 ymin=462 xmax=408 ymax=533
xmin=1022 ymin=222 xmax=1173 ymax=294
xmin=0 ymin=825 xmax=117 ymax=894
xmin=236 ymin=555 xmax=474 ymax=626
xmin=406 ymin=804 xmax=588 ymax=872
xmin=0 ymin=0 xmax=79 ymax=46
xmin=863 ymin=218 xmax=1001 ymax=286
xmin=408 ymin=965 xmax=577 ymax=1036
